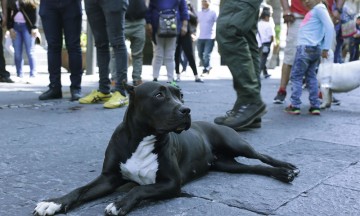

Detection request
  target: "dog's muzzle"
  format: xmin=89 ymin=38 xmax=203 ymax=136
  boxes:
xmin=173 ymin=106 xmax=191 ymax=133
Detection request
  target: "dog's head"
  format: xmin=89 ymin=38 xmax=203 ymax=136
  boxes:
xmin=124 ymin=82 xmax=191 ymax=135
xmin=320 ymin=49 xmax=334 ymax=64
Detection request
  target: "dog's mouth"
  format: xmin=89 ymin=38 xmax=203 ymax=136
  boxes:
xmin=174 ymin=122 xmax=191 ymax=134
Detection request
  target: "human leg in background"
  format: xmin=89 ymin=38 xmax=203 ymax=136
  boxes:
xmin=162 ymin=36 xmax=177 ymax=83
xmin=152 ymin=36 xmax=166 ymax=81
xmin=126 ymin=19 xmax=146 ymax=86
xmin=0 ymin=19 xmax=13 ymax=83
xmin=62 ymin=0 xmax=83 ymax=100
xmin=39 ymin=4 xmax=63 ymax=100
xmin=12 ymin=23 xmax=25 ymax=78
xmin=201 ymin=39 xmax=215 ymax=74
xmin=273 ymin=18 xmax=302 ymax=104
xmin=215 ymin=0 xmax=265 ymax=130
xmin=181 ymin=30 xmax=202 ymax=82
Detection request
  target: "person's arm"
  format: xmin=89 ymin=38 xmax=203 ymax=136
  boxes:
xmin=280 ymin=0 xmax=295 ymax=23
xmin=319 ymin=6 xmax=335 ymax=58
xmin=179 ymin=0 xmax=188 ymax=36
xmin=332 ymin=0 xmax=346 ymax=22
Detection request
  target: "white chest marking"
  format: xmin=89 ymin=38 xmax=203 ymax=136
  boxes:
xmin=120 ymin=135 xmax=158 ymax=185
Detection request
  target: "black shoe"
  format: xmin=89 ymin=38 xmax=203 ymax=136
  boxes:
xmin=153 ymin=78 xmax=158 ymax=82
xmin=39 ymin=88 xmax=62 ymax=100
xmin=332 ymin=96 xmax=341 ymax=106
xmin=273 ymin=91 xmax=286 ymax=104
xmin=264 ymin=74 xmax=271 ymax=79
xmin=214 ymin=110 xmax=236 ymax=125
xmin=236 ymin=118 xmax=262 ymax=131
xmin=195 ymin=78 xmax=204 ymax=83
xmin=70 ymin=89 xmax=82 ymax=101
xmin=217 ymin=101 xmax=266 ymax=130
xmin=0 ymin=76 xmax=14 ymax=83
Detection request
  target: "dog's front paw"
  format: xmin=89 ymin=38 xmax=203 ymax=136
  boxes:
xmin=105 ymin=203 xmax=127 ymax=216
xmin=33 ymin=201 xmax=62 ymax=216
xmin=273 ymin=168 xmax=296 ymax=183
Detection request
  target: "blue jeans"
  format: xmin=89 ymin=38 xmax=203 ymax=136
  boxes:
xmin=12 ymin=23 xmax=35 ymax=77
xmin=334 ymin=24 xmax=344 ymax=63
xmin=39 ymin=0 xmax=83 ymax=90
xmin=85 ymin=0 xmax=128 ymax=95
xmin=290 ymin=45 xmax=321 ymax=108
xmin=197 ymin=39 xmax=215 ymax=71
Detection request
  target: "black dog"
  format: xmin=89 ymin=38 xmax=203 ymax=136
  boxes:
xmin=34 ymin=82 xmax=299 ymax=216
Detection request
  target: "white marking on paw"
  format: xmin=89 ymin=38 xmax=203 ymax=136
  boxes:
xmin=120 ymin=135 xmax=159 ymax=185
xmin=105 ymin=202 xmax=120 ymax=215
xmin=34 ymin=201 xmax=62 ymax=216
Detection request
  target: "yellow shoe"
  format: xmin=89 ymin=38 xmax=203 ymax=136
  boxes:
xmin=103 ymin=91 xmax=129 ymax=109
xmin=79 ymin=90 xmax=111 ymax=104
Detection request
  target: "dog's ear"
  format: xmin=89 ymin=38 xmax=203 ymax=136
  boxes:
xmin=123 ymin=81 xmax=135 ymax=96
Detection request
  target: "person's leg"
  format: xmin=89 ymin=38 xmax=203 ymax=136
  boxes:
xmin=102 ymin=0 xmax=128 ymax=95
xmin=62 ymin=0 xmax=83 ymax=91
xmin=126 ymin=19 xmax=145 ymax=84
xmin=181 ymin=31 xmax=199 ymax=77
xmin=22 ymin=24 xmax=36 ymax=77
xmin=163 ymin=37 xmax=177 ymax=82
xmin=39 ymin=5 xmax=63 ymax=90
xmin=181 ymin=51 xmax=188 ymax=71
xmin=174 ymin=35 xmax=182 ymax=76
xmin=289 ymin=46 xmax=311 ymax=109
xmin=12 ymin=23 xmax=24 ymax=78
xmin=349 ymin=37 xmax=358 ymax=62
xmin=215 ymin=0 xmax=265 ymax=129
xmin=197 ymin=39 xmax=205 ymax=67
xmin=202 ymin=39 xmax=215 ymax=72
xmin=0 ymin=23 xmax=12 ymax=82
xmin=152 ymin=36 xmax=165 ymax=80
xmin=85 ymin=0 xmax=111 ymax=94
xmin=273 ymin=19 xmax=301 ymax=104
xmin=334 ymin=27 xmax=343 ymax=63
xmin=355 ymin=39 xmax=360 ymax=60
xmin=305 ymin=49 xmax=321 ymax=110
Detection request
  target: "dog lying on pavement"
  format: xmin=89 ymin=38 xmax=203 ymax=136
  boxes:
xmin=34 ymin=82 xmax=299 ymax=216
xmin=317 ymin=51 xmax=360 ymax=109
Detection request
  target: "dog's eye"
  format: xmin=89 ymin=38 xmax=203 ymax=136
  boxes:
xmin=155 ymin=92 xmax=164 ymax=98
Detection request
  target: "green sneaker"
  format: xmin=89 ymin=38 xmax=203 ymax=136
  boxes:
xmin=309 ymin=107 xmax=320 ymax=115
xmin=103 ymin=91 xmax=129 ymax=109
xmin=79 ymin=90 xmax=111 ymax=104
xmin=285 ymin=105 xmax=300 ymax=115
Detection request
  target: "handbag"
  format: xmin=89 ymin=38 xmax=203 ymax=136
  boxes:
xmin=341 ymin=19 xmax=357 ymax=38
xmin=157 ymin=9 xmax=177 ymax=38
xmin=20 ymin=7 xmax=41 ymax=44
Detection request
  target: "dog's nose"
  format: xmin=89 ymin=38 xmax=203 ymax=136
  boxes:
xmin=179 ymin=107 xmax=191 ymax=114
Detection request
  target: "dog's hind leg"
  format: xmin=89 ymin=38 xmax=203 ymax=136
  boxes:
xmin=320 ymin=86 xmax=332 ymax=109
xmin=212 ymin=158 xmax=296 ymax=183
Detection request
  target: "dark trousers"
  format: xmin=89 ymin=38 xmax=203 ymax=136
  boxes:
xmin=259 ymin=42 xmax=272 ymax=76
xmin=216 ymin=0 xmax=262 ymax=109
xmin=0 ymin=24 xmax=10 ymax=78
xmin=175 ymin=31 xmax=198 ymax=76
xmin=39 ymin=0 xmax=83 ymax=90
xmin=85 ymin=0 xmax=128 ymax=95
xmin=349 ymin=37 xmax=360 ymax=61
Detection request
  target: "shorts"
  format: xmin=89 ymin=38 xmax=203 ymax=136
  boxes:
xmin=283 ymin=18 xmax=303 ymax=65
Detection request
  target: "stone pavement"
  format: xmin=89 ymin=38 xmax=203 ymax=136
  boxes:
xmin=1 ymin=63 xmax=360 ymax=216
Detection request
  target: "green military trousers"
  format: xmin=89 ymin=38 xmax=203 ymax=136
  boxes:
xmin=216 ymin=0 xmax=262 ymax=110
